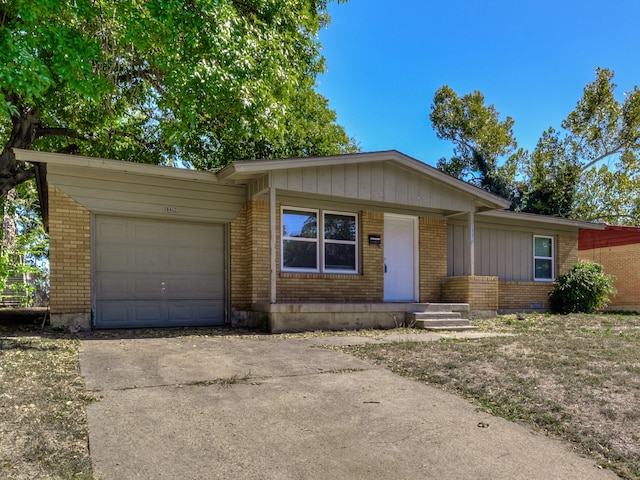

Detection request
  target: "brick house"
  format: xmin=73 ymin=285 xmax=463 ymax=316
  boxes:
xmin=16 ymin=149 xmax=603 ymax=332
xmin=579 ymin=225 xmax=640 ymax=312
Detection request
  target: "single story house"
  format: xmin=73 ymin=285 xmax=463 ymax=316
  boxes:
xmin=579 ymin=225 xmax=640 ymax=312
xmin=15 ymin=149 xmax=604 ymax=332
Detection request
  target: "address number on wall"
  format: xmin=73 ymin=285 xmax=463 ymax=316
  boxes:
xmin=165 ymin=207 xmax=179 ymax=214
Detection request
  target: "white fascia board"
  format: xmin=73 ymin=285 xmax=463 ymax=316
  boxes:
xmin=13 ymin=149 xmax=220 ymax=184
xmin=479 ymin=210 xmax=606 ymax=230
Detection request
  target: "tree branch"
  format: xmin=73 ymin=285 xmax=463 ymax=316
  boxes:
xmin=35 ymin=127 xmax=95 ymax=141
xmin=581 ymin=144 xmax=625 ymax=171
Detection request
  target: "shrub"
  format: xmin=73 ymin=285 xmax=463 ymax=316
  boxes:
xmin=549 ymin=261 xmax=616 ymax=314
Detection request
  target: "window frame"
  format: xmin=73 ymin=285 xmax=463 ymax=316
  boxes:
xmin=533 ymin=235 xmax=555 ymax=281
xmin=281 ymin=206 xmax=358 ymax=274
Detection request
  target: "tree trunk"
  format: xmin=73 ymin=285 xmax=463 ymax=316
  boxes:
xmin=0 ymin=105 xmax=40 ymax=198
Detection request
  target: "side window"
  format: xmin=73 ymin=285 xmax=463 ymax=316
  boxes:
xmin=534 ymin=236 xmax=554 ymax=281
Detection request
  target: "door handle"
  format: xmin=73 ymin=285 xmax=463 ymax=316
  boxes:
xmin=384 ymin=264 xmax=387 ymax=273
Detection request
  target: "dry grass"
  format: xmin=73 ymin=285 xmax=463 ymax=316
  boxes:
xmin=3 ymin=315 xmax=639 ymax=479
xmin=0 ymin=326 xmax=95 ymax=479
xmin=341 ymin=313 xmax=640 ymax=480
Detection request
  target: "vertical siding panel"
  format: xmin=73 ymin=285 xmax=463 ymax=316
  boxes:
xmin=383 ymin=164 xmax=396 ymax=203
xmin=497 ymin=230 xmax=507 ymax=279
xmin=317 ymin=166 xmax=332 ymax=195
xmin=302 ymin=166 xmax=318 ymax=193
xmin=371 ymin=163 xmax=384 ymax=201
xmin=358 ymin=164 xmax=372 ymax=199
xmin=271 ymin=171 xmax=286 ymax=189
xmin=395 ymin=168 xmax=409 ymax=205
xmin=406 ymin=171 xmax=419 ymax=205
xmin=331 ymin=164 xmax=345 ymax=197
xmin=344 ymin=163 xmax=359 ymax=198
xmin=287 ymin=168 xmax=303 ymax=190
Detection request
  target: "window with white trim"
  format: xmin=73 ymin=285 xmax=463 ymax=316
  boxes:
xmin=534 ymin=235 xmax=554 ymax=281
xmin=282 ymin=207 xmax=358 ymax=273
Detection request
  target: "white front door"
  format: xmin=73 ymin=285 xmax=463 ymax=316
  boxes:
xmin=384 ymin=214 xmax=417 ymax=301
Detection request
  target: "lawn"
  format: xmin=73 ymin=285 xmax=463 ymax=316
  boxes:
xmin=1 ymin=314 xmax=638 ymax=479
xmin=0 ymin=326 xmax=94 ymax=480
xmin=341 ymin=313 xmax=640 ymax=480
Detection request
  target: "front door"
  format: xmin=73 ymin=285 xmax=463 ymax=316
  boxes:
xmin=384 ymin=214 xmax=417 ymax=301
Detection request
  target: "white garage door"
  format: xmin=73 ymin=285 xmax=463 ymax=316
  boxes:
xmin=94 ymin=216 xmax=226 ymax=328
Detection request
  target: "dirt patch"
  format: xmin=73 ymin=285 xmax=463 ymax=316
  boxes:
xmin=0 ymin=308 xmax=48 ymax=326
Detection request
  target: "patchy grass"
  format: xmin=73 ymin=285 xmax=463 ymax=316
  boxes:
xmin=0 ymin=326 xmax=95 ymax=479
xmin=340 ymin=313 xmax=640 ymax=480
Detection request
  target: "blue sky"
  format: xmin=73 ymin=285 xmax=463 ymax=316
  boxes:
xmin=316 ymin=0 xmax=640 ymax=166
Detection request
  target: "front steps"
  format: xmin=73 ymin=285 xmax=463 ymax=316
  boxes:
xmin=406 ymin=303 xmax=478 ymax=332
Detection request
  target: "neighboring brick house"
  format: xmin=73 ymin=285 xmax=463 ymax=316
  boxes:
xmin=16 ymin=149 xmax=603 ymax=332
xmin=579 ymin=225 xmax=640 ymax=312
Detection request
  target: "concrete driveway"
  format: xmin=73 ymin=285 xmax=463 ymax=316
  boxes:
xmin=79 ymin=332 xmax=618 ymax=480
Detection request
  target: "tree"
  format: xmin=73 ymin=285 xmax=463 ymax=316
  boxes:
xmin=518 ymin=128 xmax=581 ymax=217
xmin=522 ymin=68 xmax=640 ymax=223
xmin=429 ymin=85 xmax=525 ymax=199
xmin=0 ymin=0 xmax=355 ymax=197
xmin=0 ymin=179 xmax=48 ymax=305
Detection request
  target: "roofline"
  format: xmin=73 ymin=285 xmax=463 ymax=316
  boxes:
xmin=479 ymin=210 xmax=606 ymax=229
xmin=12 ymin=149 xmax=220 ymax=184
xmin=218 ymin=150 xmax=511 ymax=210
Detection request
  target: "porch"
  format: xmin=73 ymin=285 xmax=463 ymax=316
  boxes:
xmin=245 ymin=302 xmax=471 ymax=333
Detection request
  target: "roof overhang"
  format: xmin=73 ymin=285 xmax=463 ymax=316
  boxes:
xmin=13 ymin=149 xmax=220 ymax=184
xmin=479 ymin=210 xmax=606 ymax=230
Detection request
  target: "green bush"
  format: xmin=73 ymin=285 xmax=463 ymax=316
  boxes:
xmin=549 ymin=261 xmax=616 ymax=314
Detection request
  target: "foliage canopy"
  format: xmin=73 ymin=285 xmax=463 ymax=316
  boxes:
xmin=0 ymin=0 xmax=356 ymax=196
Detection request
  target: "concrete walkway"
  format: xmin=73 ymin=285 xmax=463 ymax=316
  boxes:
xmin=79 ymin=332 xmax=618 ymax=480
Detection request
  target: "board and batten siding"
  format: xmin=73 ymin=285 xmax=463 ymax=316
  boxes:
xmin=448 ymin=223 xmax=534 ymax=280
xmin=448 ymin=214 xmax=581 ymax=281
xmin=270 ymin=161 xmax=476 ymax=212
xmin=46 ymin=164 xmax=247 ymax=222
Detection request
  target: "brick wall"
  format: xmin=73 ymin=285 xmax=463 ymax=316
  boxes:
xmin=498 ymin=281 xmax=552 ymax=310
xmin=230 ymin=199 xmax=271 ymax=310
xmin=442 ymin=276 xmax=498 ymax=310
xmin=48 ymin=185 xmax=91 ymax=325
xmin=580 ymin=244 xmax=640 ymax=308
xmin=419 ymin=217 xmax=447 ymax=302
xmin=557 ymin=234 xmax=578 ymax=276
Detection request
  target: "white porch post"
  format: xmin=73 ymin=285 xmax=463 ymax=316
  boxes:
xmin=468 ymin=211 xmax=475 ymax=276
xmin=269 ymin=186 xmax=277 ymax=304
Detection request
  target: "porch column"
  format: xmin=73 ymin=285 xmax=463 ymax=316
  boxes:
xmin=269 ymin=186 xmax=277 ymax=304
xmin=468 ymin=211 xmax=475 ymax=276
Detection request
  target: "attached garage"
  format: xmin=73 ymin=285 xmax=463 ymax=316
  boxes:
xmin=94 ymin=216 xmax=226 ymax=328
xmin=19 ymin=149 xmax=246 ymax=330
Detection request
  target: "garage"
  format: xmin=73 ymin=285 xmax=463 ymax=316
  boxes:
xmin=94 ymin=215 xmax=226 ymax=328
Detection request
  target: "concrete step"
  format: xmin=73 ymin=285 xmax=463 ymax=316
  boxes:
xmin=417 ymin=325 xmax=479 ymax=332
xmin=409 ymin=312 xmax=462 ymax=321
xmin=407 ymin=303 xmax=470 ymax=318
